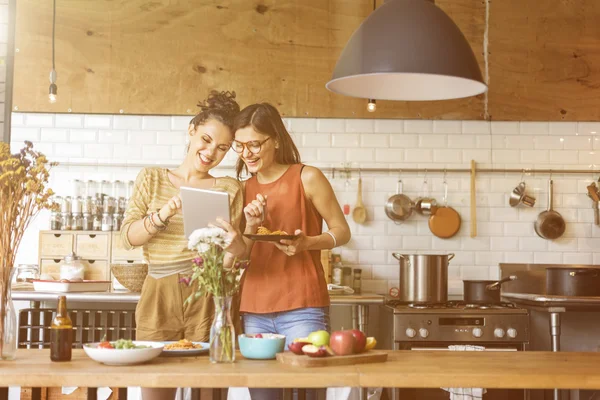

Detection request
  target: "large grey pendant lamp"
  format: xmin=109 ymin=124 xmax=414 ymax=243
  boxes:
xmin=326 ymin=0 xmax=487 ymax=101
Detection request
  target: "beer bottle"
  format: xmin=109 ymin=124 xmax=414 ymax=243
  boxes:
xmin=50 ymin=296 xmax=73 ymax=362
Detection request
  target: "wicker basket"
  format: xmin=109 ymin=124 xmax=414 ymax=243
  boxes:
xmin=111 ymin=263 xmax=148 ymax=292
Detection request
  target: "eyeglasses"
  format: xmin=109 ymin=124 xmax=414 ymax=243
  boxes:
xmin=232 ymin=137 xmax=270 ymax=154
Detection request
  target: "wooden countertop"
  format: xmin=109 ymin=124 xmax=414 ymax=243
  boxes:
xmin=12 ymin=288 xmax=384 ymax=305
xmin=3 ymin=350 xmax=600 ymax=389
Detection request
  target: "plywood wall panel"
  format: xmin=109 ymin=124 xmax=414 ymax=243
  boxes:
xmin=13 ymin=0 xmax=484 ymax=119
xmin=488 ymin=0 xmax=600 ymax=121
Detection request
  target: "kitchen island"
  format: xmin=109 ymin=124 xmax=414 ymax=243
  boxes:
xmin=2 ymin=350 xmax=600 ymax=395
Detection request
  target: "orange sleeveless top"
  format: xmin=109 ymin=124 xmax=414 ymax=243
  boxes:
xmin=240 ymin=164 xmax=330 ymax=314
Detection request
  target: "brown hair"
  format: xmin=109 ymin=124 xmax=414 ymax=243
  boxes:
xmin=233 ymin=103 xmax=301 ymax=178
xmin=190 ymin=90 xmax=240 ymax=131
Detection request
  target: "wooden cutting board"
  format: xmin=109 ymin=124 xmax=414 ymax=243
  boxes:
xmin=276 ymin=350 xmax=388 ymax=367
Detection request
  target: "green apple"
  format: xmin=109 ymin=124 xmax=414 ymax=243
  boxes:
xmin=307 ymin=330 xmax=330 ymax=346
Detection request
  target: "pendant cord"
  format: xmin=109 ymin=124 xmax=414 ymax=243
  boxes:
xmin=52 ymin=0 xmax=56 ymax=71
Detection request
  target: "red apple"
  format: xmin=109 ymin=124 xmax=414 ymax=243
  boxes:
xmin=288 ymin=341 xmax=311 ymax=355
xmin=349 ymin=329 xmax=367 ymax=353
xmin=302 ymin=344 xmax=331 ymax=357
xmin=254 ymin=333 xmax=263 ymax=339
xmin=329 ymin=330 xmax=355 ymax=356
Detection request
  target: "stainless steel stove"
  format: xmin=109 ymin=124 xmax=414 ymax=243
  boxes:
xmin=386 ymin=300 xmax=530 ymax=344
xmin=380 ymin=299 xmax=530 ymax=400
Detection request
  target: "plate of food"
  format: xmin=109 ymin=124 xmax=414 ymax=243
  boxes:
xmin=244 ymin=227 xmax=298 ymax=242
xmin=160 ymin=339 xmax=209 ymax=356
xmin=83 ymin=338 xmax=164 ymax=366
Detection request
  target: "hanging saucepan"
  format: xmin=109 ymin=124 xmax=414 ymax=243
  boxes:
xmin=546 ymin=267 xmax=600 ymax=297
xmin=385 ymin=180 xmax=413 ymax=224
xmin=534 ymin=179 xmax=565 ymax=240
xmin=463 ymin=276 xmax=517 ymax=304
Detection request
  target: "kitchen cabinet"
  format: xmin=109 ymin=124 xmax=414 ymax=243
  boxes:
xmin=38 ymin=230 xmax=144 ymax=281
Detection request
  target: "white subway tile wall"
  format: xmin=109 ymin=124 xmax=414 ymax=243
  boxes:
xmin=9 ymin=114 xmax=600 ymax=295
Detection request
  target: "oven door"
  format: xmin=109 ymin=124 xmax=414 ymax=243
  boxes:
xmin=388 ymin=343 xmax=527 ymax=400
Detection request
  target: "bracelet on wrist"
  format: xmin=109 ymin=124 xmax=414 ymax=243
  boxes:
xmin=156 ymin=211 xmax=169 ymax=226
xmin=142 ymin=216 xmax=154 ymax=235
xmin=148 ymin=212 xmax=167 ymax=231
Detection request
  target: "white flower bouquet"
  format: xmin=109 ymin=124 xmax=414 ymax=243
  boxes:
xmin=185 ymin=227 xmax=247 ymax=363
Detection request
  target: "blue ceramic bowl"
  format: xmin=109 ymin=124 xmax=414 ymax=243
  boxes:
xmin=238 ymin=333 xmax=286 ymax=360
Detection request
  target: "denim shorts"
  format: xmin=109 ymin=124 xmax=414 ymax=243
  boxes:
xmin=243 ymin=307 xmax=330 ymax=348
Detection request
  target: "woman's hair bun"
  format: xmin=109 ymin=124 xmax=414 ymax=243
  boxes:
xmin=198 ymin=90 xmax=240 ymax=118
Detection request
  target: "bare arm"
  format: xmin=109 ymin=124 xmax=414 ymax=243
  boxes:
xmin=279 ymin=166 xmax=350 ymax=253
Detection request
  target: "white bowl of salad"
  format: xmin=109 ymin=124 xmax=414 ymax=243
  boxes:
xmin=83 ymin=338 xmax=164 ymax=366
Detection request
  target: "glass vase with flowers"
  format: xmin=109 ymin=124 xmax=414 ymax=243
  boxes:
xmin=184 ymin=227 xmax=247 ymax=363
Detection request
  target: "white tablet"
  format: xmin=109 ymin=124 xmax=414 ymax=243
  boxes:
xmin=180 ymin=186 xmax=230 ymax=238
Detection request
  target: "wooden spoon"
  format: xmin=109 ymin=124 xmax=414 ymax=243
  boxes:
xmin=352 ymin=178 xmax=367 ymax=224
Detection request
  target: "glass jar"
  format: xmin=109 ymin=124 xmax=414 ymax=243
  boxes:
xmin=59 ymin=253 xmax=87 ymax=281
xmin=118 ymin=197 xmax=127 ymax=214
xmin=60 ymin=213 xmax=72 ymax=231
xmin=72 ymin=212 xmax=83 ymax=231
xmin=16 ymin=264 xmax=40 ymax=283
xmin=93 ymin=214 xmax=102 ymax=231
xmin=82 ymin=213 xmax=93 ymax=231
xmin=101 ymin=213 xmax=113 ymax=232
xmin=112 ymin=213 xmax=122 ymax=231
xmin=50 ymin=210 xmax=61 ymax=230
xmin=352 ymin=268 xmax=362 ymax=294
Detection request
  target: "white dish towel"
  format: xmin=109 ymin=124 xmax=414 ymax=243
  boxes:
xmin=441 ymin=345 xmax=487 ymax=400
xmin=327 ymin=284 xmax=354 ymax=294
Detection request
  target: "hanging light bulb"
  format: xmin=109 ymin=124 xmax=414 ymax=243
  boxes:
xmin=49 ymin=69 xmax=57 ymax=104
xmin=367 ymin=99 xmax=376 ymax=112
xmin=48 ymin=0 xmax=57 ymax=104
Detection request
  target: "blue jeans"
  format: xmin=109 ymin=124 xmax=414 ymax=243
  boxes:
xmin=243 ymin=307 xmax=330 ymax=400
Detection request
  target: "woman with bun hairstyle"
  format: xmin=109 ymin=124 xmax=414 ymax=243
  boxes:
xmin=233 ymin=103 xmax=351 ymax=400
xmin=120 ymin=90 xmax=245 ymax=400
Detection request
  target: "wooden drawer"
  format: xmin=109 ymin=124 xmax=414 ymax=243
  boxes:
xmin=40 ymin=259 xmax=109 ymax=281
xmin=39 ymin=233 xmax=74 ymax=257
xmin=40 ymin=258 xmax=63 ymax=280
xmin=75 ymin=233 xmax=110 ymax=259
xmin=111 ymin=232 xmax=144 ymax=261
xmin=85 ymin=260 xmax=109 ymax=280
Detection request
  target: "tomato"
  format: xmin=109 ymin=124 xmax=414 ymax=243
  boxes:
xmin=98 ymin=341 xmax=114 ymax=349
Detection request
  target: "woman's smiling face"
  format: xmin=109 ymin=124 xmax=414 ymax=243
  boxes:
xmin=234 ymin=126 xmax=277 ymax=174
xmin=187 ymin=119 xmax=233 ymax=173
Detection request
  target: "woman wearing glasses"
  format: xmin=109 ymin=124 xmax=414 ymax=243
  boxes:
xmin=232 ymin=103 xmax=351 ymax=400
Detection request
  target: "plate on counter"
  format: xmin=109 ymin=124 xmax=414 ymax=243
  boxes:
xmin=32 ymin=280 xmax=111 ymax=293
xmin=160 ymin=340 xmax=209 ymax=357
xmin=244 ymin=234 xmax=297 ymax=242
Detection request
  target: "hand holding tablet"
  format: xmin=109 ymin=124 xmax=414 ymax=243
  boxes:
xmin=180 ymin=186 xmax=230 ymax=238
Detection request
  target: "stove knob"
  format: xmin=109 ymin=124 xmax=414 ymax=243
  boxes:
xmin=419 ymin=328 xmax=429 ymax=338
xmin=472 ymin=327 xmax=483 ymax=338
xmin=507 ymin=328 xmax=518 ymax=338
xmin=405 ymin=328 xmax=417 ymax=338
xmin=494 ymin=328 xmax=506 ymax=338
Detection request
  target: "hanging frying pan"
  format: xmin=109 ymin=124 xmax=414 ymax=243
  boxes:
xmin=428 ymin=179 xmax=461 ymax=239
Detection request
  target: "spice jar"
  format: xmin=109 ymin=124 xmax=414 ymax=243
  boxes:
xmin=112 ymin=213 xmax=122 ymax=231
xmin=60 ymin=213 xmax=72 ymax=231
xmin=93 ymin=214 xmax=102 ymax=231
xmin=59 ymin=253 xmax=87 ymax=281
xmin=101 ymin=213 xmax=113 ymax=232
xmin=82 ymin=213 xmax=93 ymax=231
xmin=353 ymin=269 xmax=362 ymax=294
xmin=331 ymin=254 xmax=343 ymax=286
xmin=50 ymin=210 xmax=61 ymax=230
